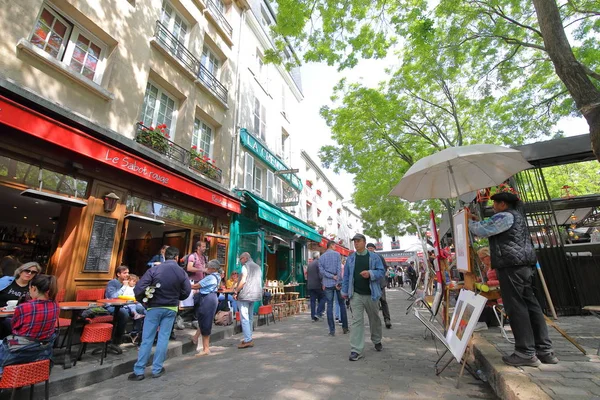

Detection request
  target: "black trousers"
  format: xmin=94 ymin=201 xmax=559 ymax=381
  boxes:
xmin=380 ymin=288 xmax=391 ymax=324
xmin=497 ymin=265 xmax=553 ymax=358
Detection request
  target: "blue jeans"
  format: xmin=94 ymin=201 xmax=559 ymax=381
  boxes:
xmin=238 ymin=300 xmax=254 ymax=343
xmin=0 ymin=334 xmax=56 ymax=376
xmin=325 ymin=287 xmax=348 ymax=333
xmin=133 ymin=308 xmax=176 ymax=376
xmin=334 ymin=291 xmax=340 ymax=319
xmin=308 ymin=289 xmax=325 ymax=320
xmin=218 ymin=294 xmax=238 ymax=313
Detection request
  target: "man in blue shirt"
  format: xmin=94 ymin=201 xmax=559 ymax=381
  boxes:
xmin=319 ymin=241 xmax=349 ymax=336
xmin=342 ymin=234 xmax=385 ymax=361
xmin=468 ymin=191 xmax=557 ymax=367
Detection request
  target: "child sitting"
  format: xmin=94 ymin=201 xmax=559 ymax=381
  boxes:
xmin=118 ymin=274 xmax=145 ymax=321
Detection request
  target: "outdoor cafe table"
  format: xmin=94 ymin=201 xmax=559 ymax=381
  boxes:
xmin=0 ymin=308 xmax=15 ymax=318
xmin=59 ymin=301 xmax=94 ymax=369
xmin=96 ymin=298 xmax=134 ymax=355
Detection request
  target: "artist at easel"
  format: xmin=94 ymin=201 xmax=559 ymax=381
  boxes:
xmin=466 ymin=190 xmax=559 ymax=367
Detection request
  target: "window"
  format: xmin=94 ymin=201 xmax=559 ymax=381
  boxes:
xmin=160 ymin=1 xmax=188 ymax=44
xmin=192 ymin=118 xmax=213 ymax=156
xmin=29 ymin=5 xmax=107 ymax=83
xmin=140 ymin=82 xmax=177 ymax=136
xmin=266 ymin=171 xmax=274 ymax=203
xmin=260 ymin=6 xmax=272 ymax=27
xmin=253 ymin=165 xmax=263 ymax=196
xmin=201 ymin=47 xmax=220 ymax=77
xmin=254 ymin=97 xmax=266 ymax=141
xmin=244 ymin=153 xmax=263 ymax=195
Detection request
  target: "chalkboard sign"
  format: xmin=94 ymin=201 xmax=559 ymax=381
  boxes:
xmin=84 ymin=215 xmax=118 ymax=272
xmin=216 ymin=242 xmax=227 ymax=267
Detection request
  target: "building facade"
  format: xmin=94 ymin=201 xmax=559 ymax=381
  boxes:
xmin=0 ymin=0 xmax=252 ymax=297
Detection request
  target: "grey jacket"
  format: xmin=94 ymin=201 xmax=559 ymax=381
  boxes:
xmin=306 ymin=259 xmax=322 ymax=290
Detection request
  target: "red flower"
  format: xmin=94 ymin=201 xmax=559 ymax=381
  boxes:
xmin=191 ymin=145 xmax=197 ymax=150
xmin=138 ymin=121 xmax=144 ymax=125
xmin=149 ymin=126 xmax=154 ymax=131
xmin=195 ymin=157 xmax=200 ymax=161
xmin=165 ymin=134 xmax=170 ymax=139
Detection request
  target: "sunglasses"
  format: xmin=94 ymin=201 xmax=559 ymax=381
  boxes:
xmin=23 ymin=269 xmax=38 ymax=275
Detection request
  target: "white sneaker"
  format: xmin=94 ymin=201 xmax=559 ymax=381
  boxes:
xmin=474 ymin=322 xmax=488 ymax=332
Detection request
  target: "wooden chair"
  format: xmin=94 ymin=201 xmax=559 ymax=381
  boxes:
xmin=0 ymin=359 xmax=51 ymax=400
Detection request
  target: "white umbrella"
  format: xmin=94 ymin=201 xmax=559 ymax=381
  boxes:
xmin=389 ymin=144 xmax=533 ymax=202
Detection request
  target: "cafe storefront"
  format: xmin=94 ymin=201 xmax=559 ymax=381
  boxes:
xmin=229 ymin=129 xmax=319 ymax=297
xmin=0 ymin=93 xmax=241 ymax=299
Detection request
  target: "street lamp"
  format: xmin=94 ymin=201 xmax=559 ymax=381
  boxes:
xmin=327 ymin=216 xmax=333 ymax=226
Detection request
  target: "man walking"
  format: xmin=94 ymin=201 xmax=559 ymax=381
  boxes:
xmin=234 ymin=252 xmax=263 ymax=348
xmin=468 ymin=191 xmax=558 ymax=367
xmin=129 ymin=246 xmax=191 ymax=380
xmin=367 ymin=243 xmax=392 ymax=329
xmin=342 ymin=234 xmax=385 ymax=361
xmin=307 ymin=251 xmax=325 ymax=321
xmin=319 ymin=241 xmax=349 ymax=336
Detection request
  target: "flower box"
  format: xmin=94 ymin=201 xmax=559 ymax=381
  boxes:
xmin=136 ymin=123 xmax=170 ymax=155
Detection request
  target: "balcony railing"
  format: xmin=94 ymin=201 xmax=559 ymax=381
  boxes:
xmin=206 ymin=0 xmax=233 ymax=37
xmin=135 ymin=123 xmax=222 ymax=183
xmin=153 ymin=21 xmax=228 ymax=104
xmin=154 ymin=21 xmax=199 ymax=75
xmin=198 ymin=64 xmax=228 ymax=103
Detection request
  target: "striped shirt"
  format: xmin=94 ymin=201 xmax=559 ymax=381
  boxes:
xmin=318 ymin=249 xmax=342 ymax=288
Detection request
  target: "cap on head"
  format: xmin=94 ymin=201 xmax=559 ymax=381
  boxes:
xmin=351 ymin=233 xmax=366 ymax=241
xmin=490 ymin=192 xmax=519 ymax=203
xmin=366 ymin=243 xmax=376 ymax=249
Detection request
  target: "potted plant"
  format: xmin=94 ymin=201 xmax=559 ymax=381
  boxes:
xmin=306 ymin=220 xmax=317 ymax=228
xmin=317 ymin=226 xmax=325 ymax=235
xmin=136 ymin=123 xmax=170 ymax=155
xmin=189 ymin=146 xmax=220 ymax=181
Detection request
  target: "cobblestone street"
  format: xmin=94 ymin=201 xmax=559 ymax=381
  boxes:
xmin=53 ymin=288 xmax=495 ymax=399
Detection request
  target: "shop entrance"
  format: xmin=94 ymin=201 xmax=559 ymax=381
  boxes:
xmin=120 ymin=221 xmax=192 ymax=277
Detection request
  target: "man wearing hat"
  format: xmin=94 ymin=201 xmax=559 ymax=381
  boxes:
xmin=366 ymin=243 xmax=392 ymax=329
xmin=342 ymin=234 xmax=385 ymax=361
xmin=468 ymin=190 xmax=557 ymax=367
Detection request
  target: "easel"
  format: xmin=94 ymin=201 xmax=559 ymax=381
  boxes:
xmin=414 ymin=308 xmax=479 ymax=388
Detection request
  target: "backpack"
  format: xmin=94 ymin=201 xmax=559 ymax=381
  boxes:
xmin=180 ymin=253 xmax=198 ymax=274
xmin=214 ymin=310 xmax=233 ymax=326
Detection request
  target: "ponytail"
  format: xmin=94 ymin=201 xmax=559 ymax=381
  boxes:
xmin=31 ymin=274 xmax=58 ymax=300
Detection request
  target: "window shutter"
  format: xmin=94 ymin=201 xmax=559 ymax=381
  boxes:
xmin=275 ymin=179 xmax=282 ymax=204
xmin=244 ymin=153 xmax=254 ymax=190
xmin=266 ymin=171 xmax=274 ymax=203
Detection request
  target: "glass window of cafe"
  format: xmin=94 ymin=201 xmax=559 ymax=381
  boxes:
xmin=0 ymin=155 xmax=89 ymax=275
xmin=120 ymin=195 xmax=215 ymax=277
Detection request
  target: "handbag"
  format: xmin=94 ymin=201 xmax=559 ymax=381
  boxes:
xmin=214 ymin=310 xmax=232 ymax=326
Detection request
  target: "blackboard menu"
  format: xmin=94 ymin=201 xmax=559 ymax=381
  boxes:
xmin=84 ymin=215 xmax=118 ymax=272
xmin=216 ymin=242 xmax=227 ymax=267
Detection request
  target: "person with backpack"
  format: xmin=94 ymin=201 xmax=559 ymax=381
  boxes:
xmin=186 ymin=241 xmax=208 ymax=282
xmin=191 ymin=259 xmax=221 ymax=356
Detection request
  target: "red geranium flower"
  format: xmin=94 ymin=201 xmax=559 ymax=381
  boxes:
xmin=165 ymin=134 xmax=170 ymax=139
xmin=191 ymin=145 xmax=197 ymax=150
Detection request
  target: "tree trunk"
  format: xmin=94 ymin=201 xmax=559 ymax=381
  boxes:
xmin=532 ymin=0 xmax=600 ymax=161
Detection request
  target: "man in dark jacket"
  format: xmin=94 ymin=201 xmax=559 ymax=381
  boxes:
xmin=307 ymin=251 xmax=325 ymax=321
xmin=367 ymin=243 xmax=392 ymax=329
xmin=129 ymin=246 xmax=191 ymax=380
xmin=469 ymin=191 xmax=557 ymax=367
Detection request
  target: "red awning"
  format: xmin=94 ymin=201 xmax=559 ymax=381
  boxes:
xmin=0 ymin=95 xmax=241 ymax=213
xmin=384 ymin=257 xmax=409 ymax=262
xmin=318 ymin=237 xmax=351 ymax=257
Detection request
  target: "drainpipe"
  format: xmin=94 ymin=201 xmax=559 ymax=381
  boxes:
xmin=229 ymin=6 xmax=248 ymax=191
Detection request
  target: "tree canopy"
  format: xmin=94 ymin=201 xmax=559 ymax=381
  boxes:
xmin=271 ymin=0 xmax=600 ymax=236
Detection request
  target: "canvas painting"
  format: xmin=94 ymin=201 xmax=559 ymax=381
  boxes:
xmin=446 ymin=289 xmax=487 ymax=362
xmin=453 ymin=209 xmax=471 ymax=272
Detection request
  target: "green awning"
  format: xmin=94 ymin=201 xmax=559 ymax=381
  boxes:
xmin=244 ymin=192 xmax=321 ymax=242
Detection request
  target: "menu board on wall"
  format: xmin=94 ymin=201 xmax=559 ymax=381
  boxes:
xmin=84 ymin=215 xmax=118 ymax=272
xmin=216 ymin=242 xmax=227 ymax=267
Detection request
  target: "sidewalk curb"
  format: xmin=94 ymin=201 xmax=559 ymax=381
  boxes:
xmin=472 ymin=335 xmax=552 ymax=400
xmin=14 ymin=321 xmax=257 ymax=399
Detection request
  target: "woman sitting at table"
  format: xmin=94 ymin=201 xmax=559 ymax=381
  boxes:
xmin=0 ymin=274 xmax=58 ymax=376
xmin=0 ymin=262 xmax=42 ymax=339
xmin=191 ymin=259 xmax=221 ymax=356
